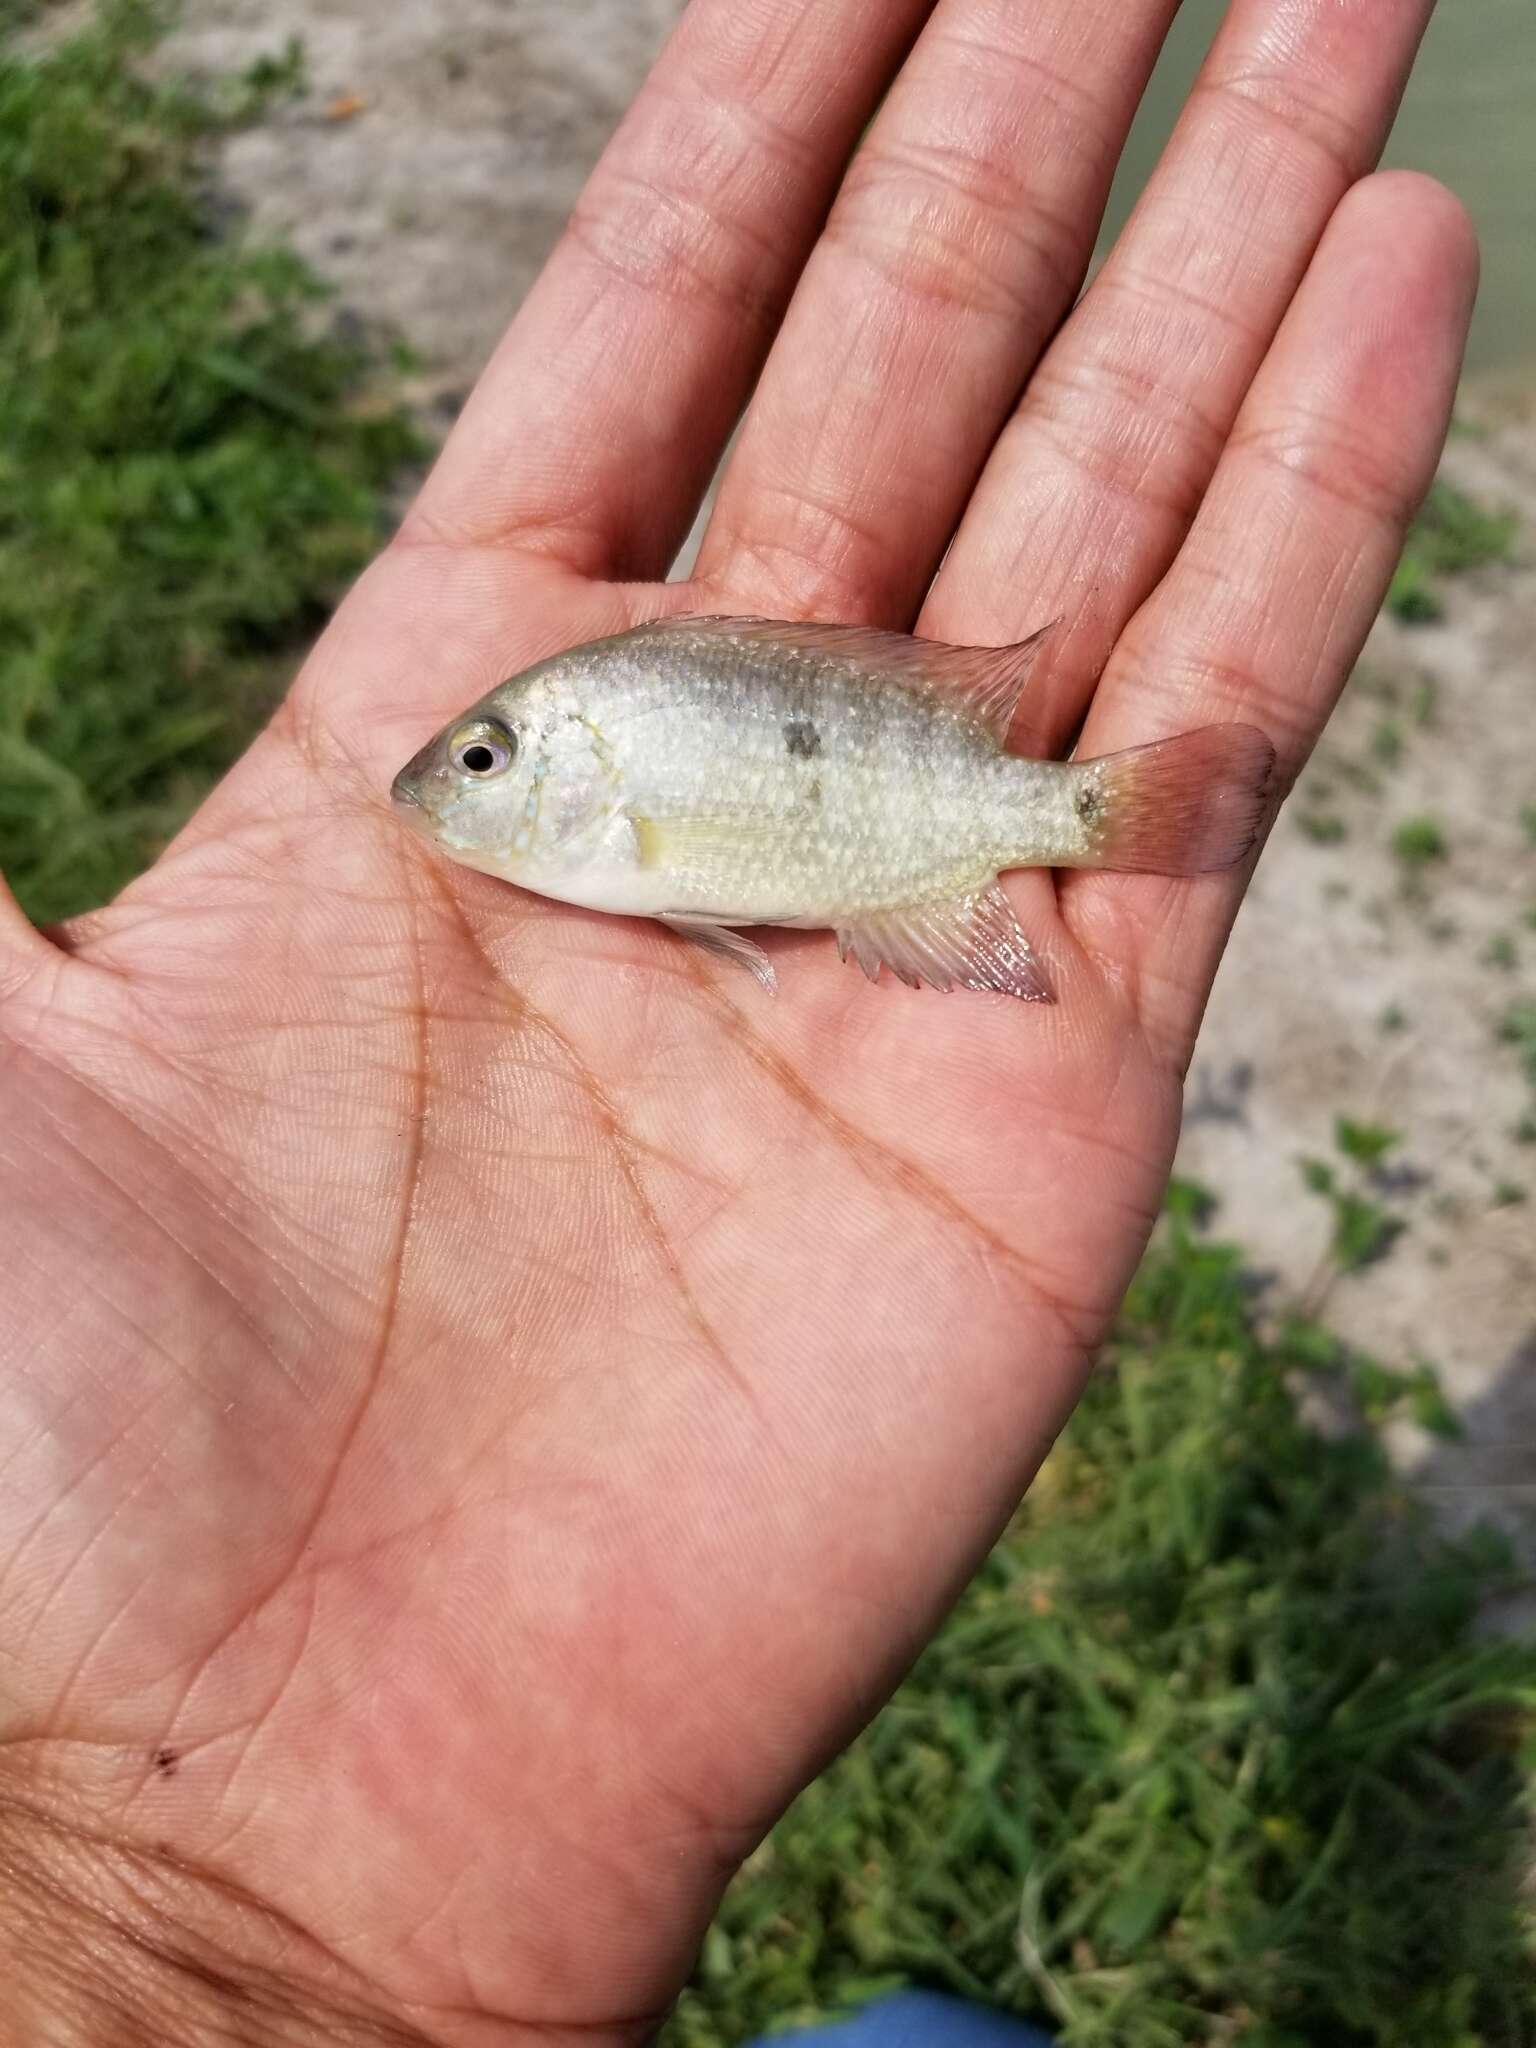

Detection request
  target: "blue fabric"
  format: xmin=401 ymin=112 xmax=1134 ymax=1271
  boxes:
xmin=753 ymin=1989 xmax=1053 ymax=2047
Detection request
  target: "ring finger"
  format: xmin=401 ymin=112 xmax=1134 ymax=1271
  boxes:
xmin=926 ymin=0 xmax=1439 ymax=749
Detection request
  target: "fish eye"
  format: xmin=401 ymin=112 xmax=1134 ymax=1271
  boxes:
xmin=450 ymin=722 xmax=516 ymax=778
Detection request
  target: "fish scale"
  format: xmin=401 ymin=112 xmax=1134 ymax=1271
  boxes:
xmin=586 ymin=650 xmax=1002 ymax=915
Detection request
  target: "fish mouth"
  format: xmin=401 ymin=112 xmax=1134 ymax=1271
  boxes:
xmin=390 ymin=775 xmax=437 ymax=837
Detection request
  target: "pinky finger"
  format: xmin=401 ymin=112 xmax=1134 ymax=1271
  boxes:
xmin=1064 ymin=170 xmax=1479 ymax=1061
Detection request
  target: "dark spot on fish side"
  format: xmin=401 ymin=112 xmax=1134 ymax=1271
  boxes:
xmin=1076 ymin=784 xmax=1103 ymax=823
xmin=784 ymin=718 xmax=822 ymax=759
xmin=153 ymin=1747 xmax=179 ymax=1778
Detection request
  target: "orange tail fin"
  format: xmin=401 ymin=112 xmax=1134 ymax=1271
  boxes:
xmin=1077 ymin=725 xmax=1276 ymax=875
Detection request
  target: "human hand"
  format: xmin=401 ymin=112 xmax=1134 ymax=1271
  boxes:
xmin=0 ymin=0 xmax=1475 ymax=2041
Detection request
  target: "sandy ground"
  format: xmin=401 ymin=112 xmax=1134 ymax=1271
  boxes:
xmin=164 ymin=2 xmax=1536 ymax=1543
xmin=1183 ymin=409 xmax=1536 ymax=1546
xmin=164 ymin=0 xmax=685 ymax=423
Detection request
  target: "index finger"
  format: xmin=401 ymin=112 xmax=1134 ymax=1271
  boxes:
xmin=403 ymin=0 xmax=933 ymax=581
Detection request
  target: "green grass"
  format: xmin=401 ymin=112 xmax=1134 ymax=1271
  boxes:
xmin=1499 ymin=1004 xmax=1536 ymax=1137
xmin=1369 ymin=716 xmax=1404 ymax=768
xmin=1388 ymin=480 xmax=1520 ymax=625
xmin=1332 ymin=1118 xmax=1401 ymax=1170
xmin=666 ymin=1192 xmax=1536 ymax=2047
xmin=1500 ymin=1002 xmax=1536 ymax=1072
xmin=1485 ymin=933 xmax=1520 ymax=973
xmin=1295 ymin=1123 xmax=1411 ymax=1280
xmin=0 ymin=0 xmax=420 ymax=923
xmin=1390 ymin=815 xmax=1449 ymax=881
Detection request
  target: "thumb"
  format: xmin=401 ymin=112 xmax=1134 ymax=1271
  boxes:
xmin=0 ymin=868 xmax=54 ymax=1003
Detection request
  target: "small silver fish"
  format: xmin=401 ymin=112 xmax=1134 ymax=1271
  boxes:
xmin=391 ymin=616 xmax=1274 ymax=1000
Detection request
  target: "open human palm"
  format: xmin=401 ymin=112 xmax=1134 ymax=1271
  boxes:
xmin=0 ymin=0 xmax=1475 ymax=2041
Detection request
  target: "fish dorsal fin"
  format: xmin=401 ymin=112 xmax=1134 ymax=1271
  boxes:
xmin=634 ymin=614 xmax=1060 ymax=746
xmin=835 ymin=883 xmax=1054 ymax=1003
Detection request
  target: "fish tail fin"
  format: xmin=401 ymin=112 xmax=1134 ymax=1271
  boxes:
xmin=1072 ymin=725 xmax=1276 ymax=875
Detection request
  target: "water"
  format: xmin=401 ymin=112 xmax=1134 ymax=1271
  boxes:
xmin=1102 ymin=0 xmax=1535 ymax=381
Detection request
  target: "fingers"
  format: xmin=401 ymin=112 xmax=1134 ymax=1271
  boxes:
xmin=402 ymin=0 xmax=933 ymax=581
xmin=693 ymin=0 xmax=1182 ymax=623
xmin=1062 ymin=172 xmax=1478 ymax=1058
xmin=926 ymin=0 xmax=1440 ymax=747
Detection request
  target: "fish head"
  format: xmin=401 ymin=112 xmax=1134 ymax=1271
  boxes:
xmin=391 ymin=669 xmax=621 ymax=883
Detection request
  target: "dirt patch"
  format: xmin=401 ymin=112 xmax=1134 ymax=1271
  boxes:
xmin=166 ymin=0 xmax=1536 ymax=1537
xmin=1181 ymin=401 xmax=1536 ymax=1543
xmin=165 ymin=0 xmax=684 ymax=420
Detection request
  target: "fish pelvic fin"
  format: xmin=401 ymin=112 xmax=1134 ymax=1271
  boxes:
xmin=660 ymin=917 xmax=778 ymax=995
xmin=835 ymin=884 xmax=1054 ymax=1003
xmin=1065 ymin=725 xmax=1276 ymax=874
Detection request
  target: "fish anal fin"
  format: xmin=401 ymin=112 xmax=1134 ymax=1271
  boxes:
xmin=660 ymin=917 xmax=778 ymax=995
xmin=835 ymin=884 xmax=1054 ymax=1003
xmin=637 ymin=614 xmax=1059 ymax=746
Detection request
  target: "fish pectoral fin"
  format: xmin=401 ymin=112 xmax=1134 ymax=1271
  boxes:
xmin=630 ymin=808 xmax=782 ymax=872
xmin=835 ymin=884 xmax=1054 ymax=1003
xmin=659 ymin=917 xmax=778 ymax=996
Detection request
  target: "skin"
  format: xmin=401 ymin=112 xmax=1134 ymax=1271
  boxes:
xmin=0 ymin=0 xmax=1476 ymax=2041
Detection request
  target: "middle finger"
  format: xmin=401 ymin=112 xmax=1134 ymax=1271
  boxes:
xmin=694 ymin=0 xmax=1183 ymax=623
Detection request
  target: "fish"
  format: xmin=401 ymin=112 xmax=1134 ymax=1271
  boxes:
xmin=390 ymin=615 xmax=1275 ymax=1001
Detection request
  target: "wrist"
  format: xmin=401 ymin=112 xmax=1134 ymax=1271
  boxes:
xmin=0 ymin=1785 xmax=394 ymax=2046
xmin=0 ymin=1744 xmax=696 ymax=2048
xmin=1 ymin=1779 xmax=661 ymax=2048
